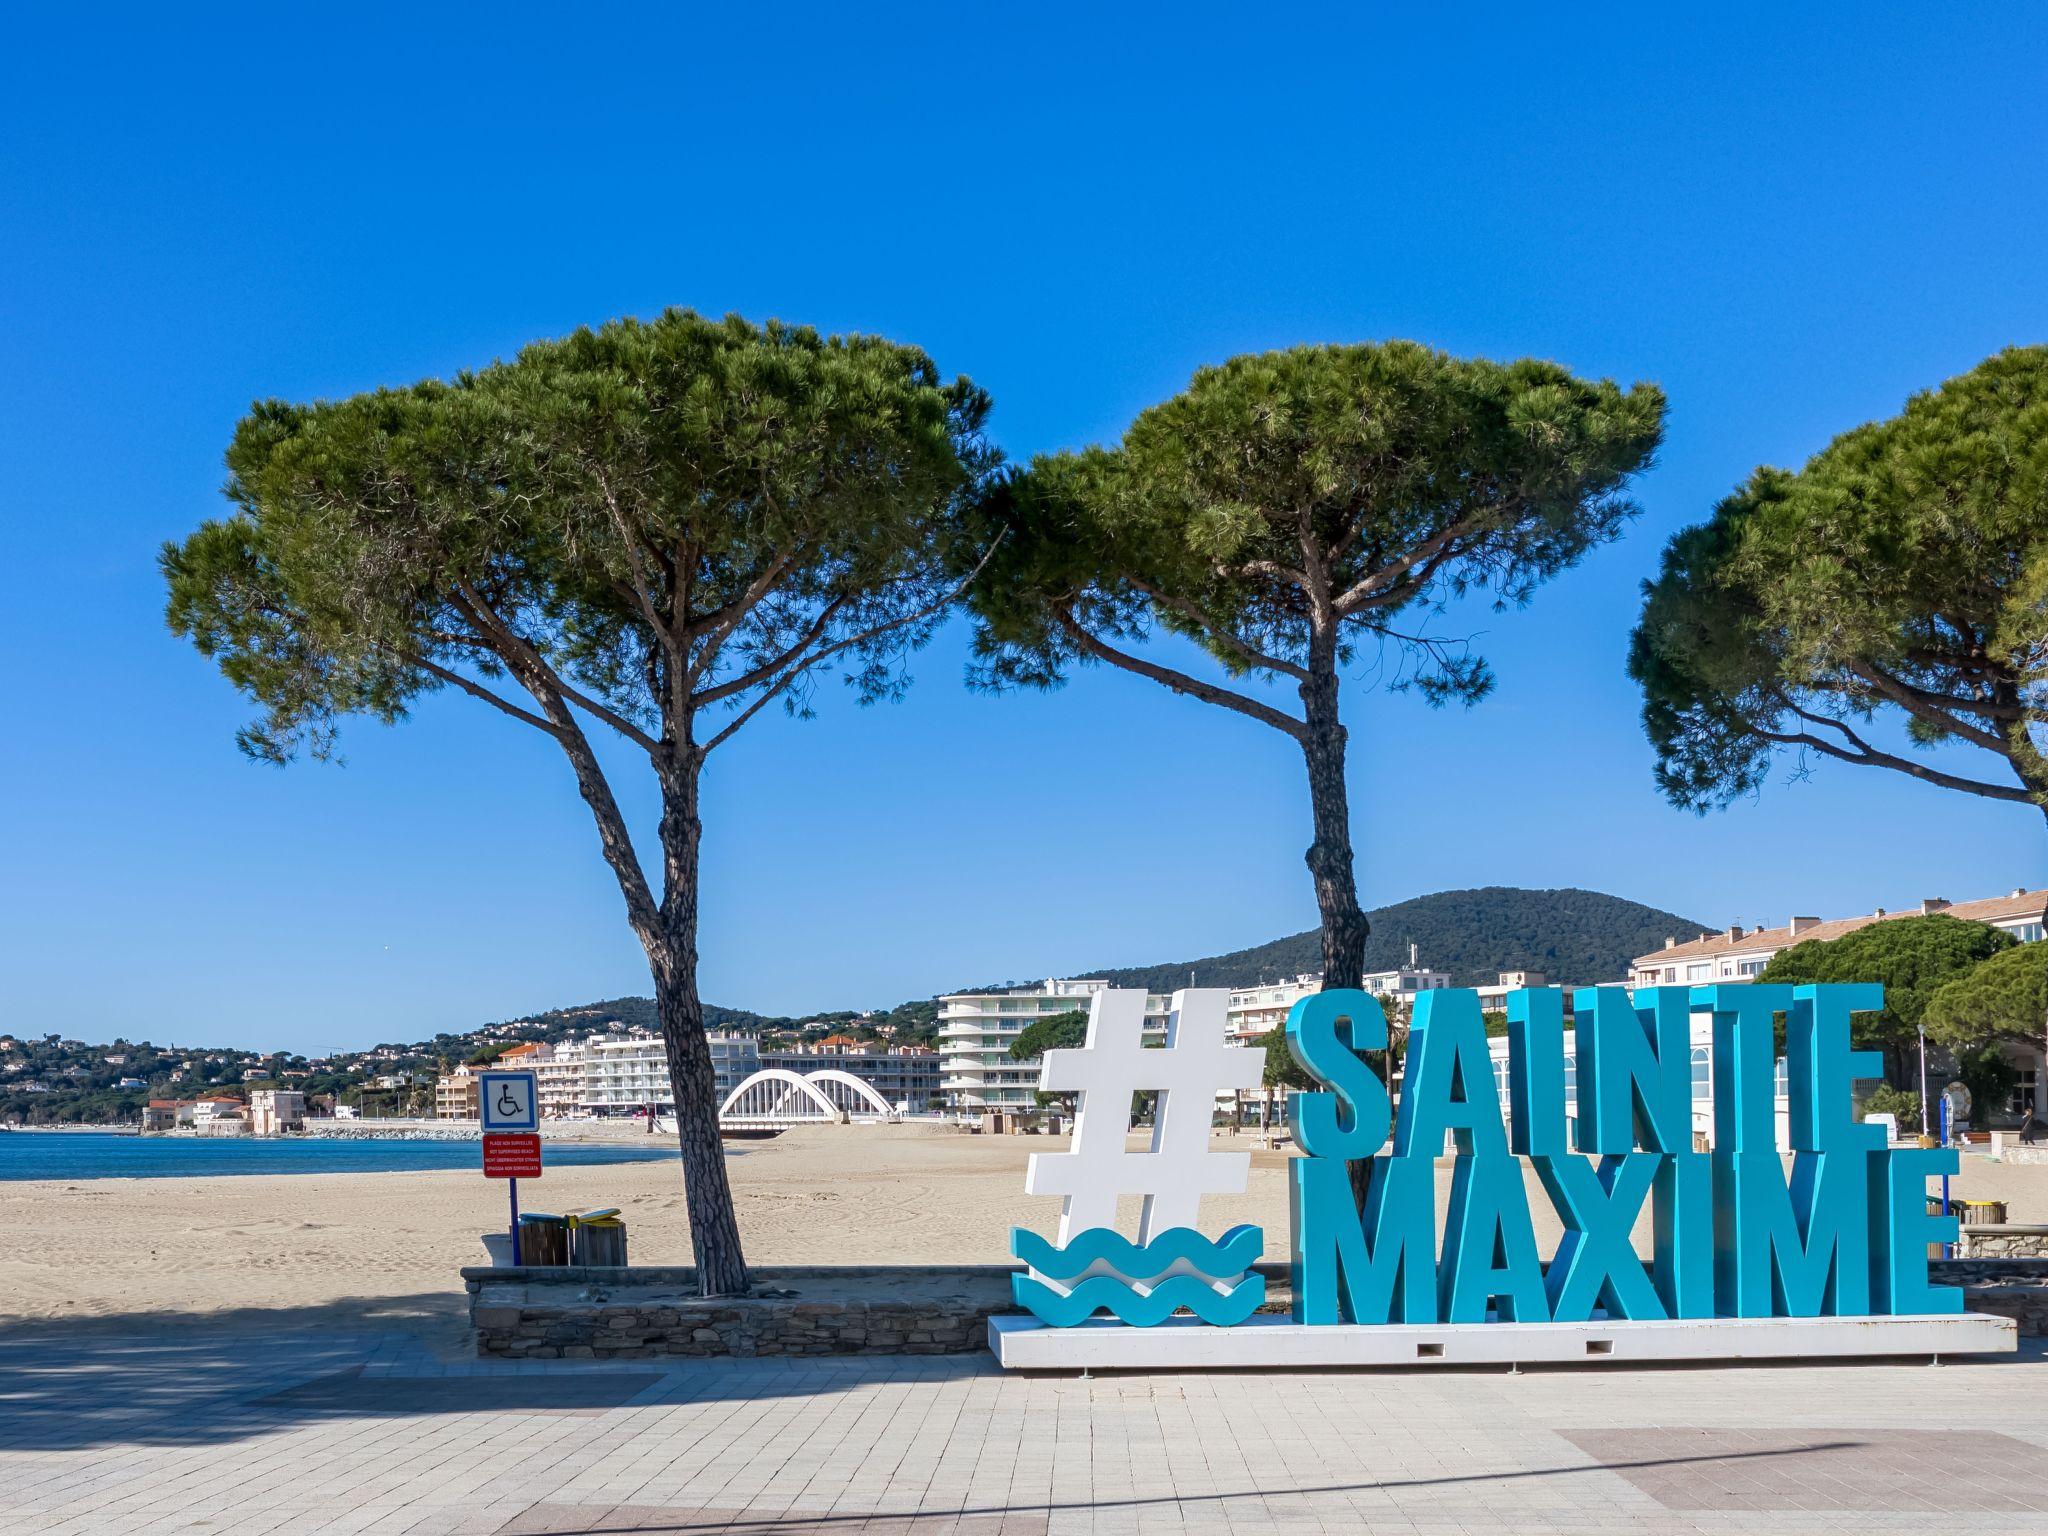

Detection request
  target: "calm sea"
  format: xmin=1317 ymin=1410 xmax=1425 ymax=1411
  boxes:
xmin=0 ymin=1131 xmax=683 ymax=1180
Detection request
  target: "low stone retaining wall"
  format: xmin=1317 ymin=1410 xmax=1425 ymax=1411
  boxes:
xmin=466 ymin=1259 xmax=2048 ymax=1359
xmin=1931 ymin=1258 xmax=2048 ymax=1335
xmin=1956 ymin=1224 xmax=2048 ymax=1259
xmin=463 ymin=1265 xmax=1019 ymax=1359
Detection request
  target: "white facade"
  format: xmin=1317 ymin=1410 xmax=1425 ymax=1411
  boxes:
xmin=939 ymin=980 xmax=1171 ymax=1113
xmin=535 ymin=1039 xmax=587 ymax=1119
xmin=579 ymin=1031 xmax=760 ymax=1116
xmin=1223 ymin=976 xmax=1324 ymax=1042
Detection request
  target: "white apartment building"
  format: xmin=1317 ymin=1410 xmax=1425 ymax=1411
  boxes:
xmin=1629 ymin=885 xmax=2048 ymax=1125
xmin=759 ymin=1040 xmax=942 ymax=1112
xmin=535 ymin=1039 xmax=587 ymax=1119
xmin=578 ymin=1031 xmax=761 ymax=1116
xmin=1224 ymin=976 xmax=1325 ymax=1041
xmin=948 ymin=970 xmax=1464 ymax=1118
xmin=939 ymin=980 xmax=1173 ymax=1113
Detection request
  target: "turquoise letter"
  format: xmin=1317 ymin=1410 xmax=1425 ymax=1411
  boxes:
xmin=1506 ymin=987 xmax=1568 ymax=1156
xmin=1289 ymin=1154 xmax=1437 ymax=1324
xmin=1868 ymin=1147 xmax=1963 ymax=1314
xmin=1713 ymin=1150 xmax=1870 ymax=1316
xmin=1285 ymin=989 xmax=1392 ymax=1160
xmin=1576 ymin=986 xmax=1692 ymax=1153
xmin=1698 ymin=984 xmax=1791 ymax=1153
xmin=1440 ymin=1155 xmax=1548 ymax=1322
xmin=1786 ymin=984 xmax=1886 ymax=1152
xmin=1652 ymin=1150 xmax=1715 ymax=1318
xmin=1534 ymin=1153 xmax=1665 ymax=1321
xmin=1394 ymin=989 xmax=1507 ymax=1158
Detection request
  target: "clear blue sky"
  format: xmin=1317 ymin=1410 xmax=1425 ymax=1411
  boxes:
xmin=3 ymin=5 xmax=2043 ymax=1055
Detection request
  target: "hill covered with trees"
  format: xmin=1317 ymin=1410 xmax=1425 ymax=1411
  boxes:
xmin=1084 ymin=887 xmax=1711 ymax=992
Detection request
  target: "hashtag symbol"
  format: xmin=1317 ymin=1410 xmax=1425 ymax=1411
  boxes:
xmin=1025 ymin=988 xmax=1265 ymax=1247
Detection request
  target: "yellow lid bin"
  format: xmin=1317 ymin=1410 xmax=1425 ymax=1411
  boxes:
xmin=568 ymin=1208 xmax=628 ymax=1267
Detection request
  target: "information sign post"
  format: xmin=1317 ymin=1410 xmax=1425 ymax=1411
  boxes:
xmin=479 ymin=1071 xmax=541 ymax=1264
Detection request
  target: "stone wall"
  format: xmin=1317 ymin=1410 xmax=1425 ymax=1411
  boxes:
xmin=466 ymin=1258 xmax=2048 ymax=1358
xmin=1931 ymin=1258 xmax=2048 ymax=1336
xmin=463 ymin=1265 xmax=1019 ymax=1359
xmin=1956 ymin=1224 xmax=2048 ymax=1259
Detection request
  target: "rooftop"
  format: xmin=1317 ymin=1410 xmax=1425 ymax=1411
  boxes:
xmin=1634 ymin=886 xmax=2048 ymax=967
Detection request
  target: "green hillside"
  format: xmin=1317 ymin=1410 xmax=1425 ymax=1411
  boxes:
xmin=1085 ymin=887 xmax=1711 ymax=992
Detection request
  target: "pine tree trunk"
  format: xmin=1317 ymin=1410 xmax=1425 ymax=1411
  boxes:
xmin=1298 ymin=653 xmax=1369 ymax=992
xmin=653 ymin=751 xmax=750 ymax=1297
xmin=1297 ymin=646 xmax=1374 ymax=1208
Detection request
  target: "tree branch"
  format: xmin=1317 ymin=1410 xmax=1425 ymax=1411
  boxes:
xmin=450 ymin=582 xmax=662 ymax=756
xmin=1125 ymin=575 xmax=1309 ymax=681
xmin=1759 ymin=693 xmax=2034 ymax=802
xmin=700 ymin=536 xmax=1007 ymax=754
xmin=1054 ymin=611 xmax=1308 ymax=742
xmin=413 ymin=656 xmax=564 ymax=737
xmin=692 ymin=593 xmax=851 ymax=709
xmin=1333 ymin=514 xmax=1494 ymax=615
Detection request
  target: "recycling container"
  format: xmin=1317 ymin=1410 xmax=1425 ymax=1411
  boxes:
xmin=516 ymin=1212 xmax=570 ymax=1266
xmin=569 ymin=1209 xmax=628 ymax=1266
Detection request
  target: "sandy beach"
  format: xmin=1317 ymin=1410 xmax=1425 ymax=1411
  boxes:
xmin=4 ymin=1125 xmax=2041 ymax=1338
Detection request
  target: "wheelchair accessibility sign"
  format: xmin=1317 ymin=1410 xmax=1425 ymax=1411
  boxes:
xmin=480 ymin=1070 xmax=538 ymax=1132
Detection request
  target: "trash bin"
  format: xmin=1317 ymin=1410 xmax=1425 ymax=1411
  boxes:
xmin=517 ymin=1212 xmax=570 ymax=1266
xmin=1960 ymin=1199 xmax=2007 ymax=1226
xmin=569 ymin=1208 xmax=627 ymax=1266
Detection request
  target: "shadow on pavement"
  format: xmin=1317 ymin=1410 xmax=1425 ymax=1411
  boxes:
xmin=0 ymin=1294 xmax=990 ymax=1452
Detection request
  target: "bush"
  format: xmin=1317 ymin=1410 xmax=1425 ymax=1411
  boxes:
xmin=1862 ymin=1082 xmax=1922 ymax=1131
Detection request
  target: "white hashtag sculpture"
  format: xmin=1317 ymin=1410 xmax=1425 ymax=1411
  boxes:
xmin=1026 ymin=988 xmax=1263 ymax=1247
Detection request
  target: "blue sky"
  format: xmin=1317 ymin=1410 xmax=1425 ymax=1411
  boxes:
xmin=3 ymin=5 xmax=2043 ymax=1054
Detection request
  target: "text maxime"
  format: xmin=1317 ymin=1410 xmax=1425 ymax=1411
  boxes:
xmin=1286 ymin=983 xmax=1959 ymax=1325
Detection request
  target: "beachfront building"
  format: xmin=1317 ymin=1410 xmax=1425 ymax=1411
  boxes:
xmin=1363 ymin=964 xmax=1454 ymax=1003
xmin=939 ymin=980 xmax=1173 ymax=1115
xmin=1629 ymin=885 xmax=2048 ymax=1126
xmin=435 ymin=1066 xmax=479 ymax=1120
xmin=248 ymin=1089 xmax=306 ymax=1135
xmin=535 ymin=1040 xmax=587 ymax=1119
xmin=579 ymin=1031 xmax=760 ymax=1117
xmin=1223 ymin=976 xmax=1324 ymax=1042
xmin=759 ymin=1041 xmax=941 ymax=1112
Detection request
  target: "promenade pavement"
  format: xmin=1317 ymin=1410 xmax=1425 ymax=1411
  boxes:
xmin=4 ymin=1306 xmax=2048 ymax=1536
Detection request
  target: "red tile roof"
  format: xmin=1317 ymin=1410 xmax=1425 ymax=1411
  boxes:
xmin=1632 ymin=888 xmax=2047 ymax=968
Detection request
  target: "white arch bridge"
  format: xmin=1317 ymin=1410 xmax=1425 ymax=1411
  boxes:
xmin=717 ymin=1067 xmax=901 ymax=1128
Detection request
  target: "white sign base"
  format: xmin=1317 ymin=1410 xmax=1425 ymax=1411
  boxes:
xmin=987 ymin=1311 xmax=2016 ymax=1370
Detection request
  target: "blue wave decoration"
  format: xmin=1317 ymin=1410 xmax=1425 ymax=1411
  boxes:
xmin=1010 ymin=1224 xmax=1264 ymax=1282
xmin=1012 ymin=1272 xmax=1268 ymax=1328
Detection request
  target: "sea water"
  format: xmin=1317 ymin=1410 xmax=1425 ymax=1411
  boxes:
xmin=0 ymin=1130 xmax=686 ymax=1180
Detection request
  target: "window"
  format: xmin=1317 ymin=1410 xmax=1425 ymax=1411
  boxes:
xmin=1690 ymin=1046 xmax=1711 ymax=1098
xmin=1685 ymin=963 xmax=1710 ymax=982
xmin=2014 ymin=923 xmax=2044 ymax=944
xmin=1737 ymin=959 xmax=1767 ymax=978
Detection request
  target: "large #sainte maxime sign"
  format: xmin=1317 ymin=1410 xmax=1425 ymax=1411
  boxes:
xmin=987 ymin=984 xmax=2016 ymax=1368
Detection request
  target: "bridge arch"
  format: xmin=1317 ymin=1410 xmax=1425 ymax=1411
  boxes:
xmin=718 ymin=1068 xmax=901 ymax=1124
xmin=802 ymin=1068 xmax=895 ymax=1118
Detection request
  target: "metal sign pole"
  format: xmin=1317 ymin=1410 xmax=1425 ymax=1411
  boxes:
xmin=510 ymin=1176 xmax=522 ymax=1265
